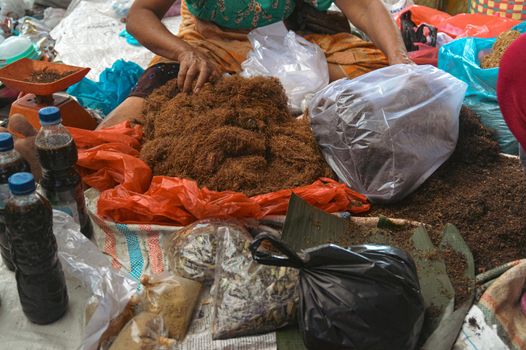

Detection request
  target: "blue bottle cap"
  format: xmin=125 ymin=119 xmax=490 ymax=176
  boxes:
xmin=0 ymin=132 xmax=14 ymax=151
xmin=8 ymin=172 xmax=36 ymax=195
xmin=39 ymin=106 xmax=62 ymax=125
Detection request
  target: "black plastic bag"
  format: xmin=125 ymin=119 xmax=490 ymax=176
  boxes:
xmin=250 ymin=234 xmax=425 ymax=350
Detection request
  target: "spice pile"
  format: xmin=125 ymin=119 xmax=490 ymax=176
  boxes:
xmin=480 ymin=30 xmax=521 ymax=69
xmin=372 ymin=107 xmax=526 ymax=273
xmin=141 ymin=76 xmax=333 ymax=196
xmin=26 ymin=69 xmax=75 ymax=83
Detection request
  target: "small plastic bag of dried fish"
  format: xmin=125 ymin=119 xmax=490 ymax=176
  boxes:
xmin=211 ymin=224 xmax=299 ymax=339
xmin=167 ymin=220 xmax=247 ymax=284
xmin=139 ymin=273 xmax=202 ymax=341
xmin=108 ymin=311 xmax=174 ymax=350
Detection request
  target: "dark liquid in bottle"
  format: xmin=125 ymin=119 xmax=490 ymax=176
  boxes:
xmin=0 ymin=157 xmax=30 ymax=271
xmin=37 ymin=137 xmax=93 ymax=239
xmin=5 ymin=193 xmax=68 ymax=324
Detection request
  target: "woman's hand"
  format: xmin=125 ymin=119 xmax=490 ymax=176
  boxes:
xmin=177 ymin=48 xmax=221 ymax=93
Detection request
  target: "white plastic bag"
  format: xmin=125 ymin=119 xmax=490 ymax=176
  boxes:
xmin=0 ymin=0 xmax=34 ymax=18
xmin=308 ymin=64 xmax=467 ymax=203
xmin=383 ymin=0 xmax=414 ymax=15
xmin=53 ymin=210 xmax=138 ymax=350
xmin=241 ymin=21 xmax=329 ymax=113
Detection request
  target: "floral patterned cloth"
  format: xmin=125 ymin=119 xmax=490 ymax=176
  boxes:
xmin=185 ymin=0 xmax=333 ymax=29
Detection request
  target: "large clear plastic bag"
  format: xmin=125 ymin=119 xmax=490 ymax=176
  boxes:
xmin=0 ymin=0 xmax=33 ymax=18
xmin=53 ymin=210 xmax=138 ymax=350
xmin=308 ymin=64 xmax=467 ymax=203
xmin=211 ymin=223 xmax=299 ymax=339
xmin=241 ymin=21 xmax=329 ymax=113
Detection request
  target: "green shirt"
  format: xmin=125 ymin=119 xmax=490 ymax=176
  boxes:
xmin=186 ymin=0 xmax=334 ymax=30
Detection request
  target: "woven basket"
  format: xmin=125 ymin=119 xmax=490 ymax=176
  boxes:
xmin=469 ymin=0 xmax=526 ymax=20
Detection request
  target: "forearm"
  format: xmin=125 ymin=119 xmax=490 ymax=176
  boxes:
xmin=334 ymin=0 xmax=407 ymax=61
xmin=127 ymin=0 xmax=190 ymax=61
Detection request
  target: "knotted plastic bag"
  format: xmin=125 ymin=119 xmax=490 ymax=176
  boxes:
xmin=250 ymin=234 xmax=425 ymax=350
xmin=309 ymin=64 xmax=467 ymax=203
xmin=241 ymin=21 xmax=329 ymax=113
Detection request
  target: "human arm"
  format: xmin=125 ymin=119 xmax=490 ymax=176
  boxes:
xmin=334 ymin=0 xmax=411 ymax=65
xmin=127 ymin=0 xmax=220 ymax=92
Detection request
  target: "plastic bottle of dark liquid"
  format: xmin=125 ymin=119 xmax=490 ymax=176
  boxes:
xmin=5 ymin=172 xmax=68 ymax=324
xmin=35 ymin=107 xmax=93 ymax=239
xmin=0 ymin=133 xmax=30 ymax=271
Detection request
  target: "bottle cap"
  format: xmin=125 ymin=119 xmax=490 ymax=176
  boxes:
xmin=0 ymin=132 xmax=14 ymax=151
xmin=8 ymin=172 xmax=36 ymax=195
xmin=39 ymin=106 xmax=62 ymax=125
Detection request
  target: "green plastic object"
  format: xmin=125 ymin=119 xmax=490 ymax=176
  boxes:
xmin=0 ymin=43 xmax=40 ymax=68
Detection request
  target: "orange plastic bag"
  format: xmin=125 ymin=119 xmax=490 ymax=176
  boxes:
xmin=77 ymin=144 xmax=151 ymax=193
xmin=72 ymin=122 xmax=370 ymax=226
xmin=68 ymin=121 xmax=143 ymax=149
xmin=97 ymin=177 xmax=261 ymax=226
xmin=97 ymin=177 xmax=370 ymax=226
xmin=253 ymin=178 xmax=370 ymax=217
xmin=395 ymin=5 xmax=521 ymax=39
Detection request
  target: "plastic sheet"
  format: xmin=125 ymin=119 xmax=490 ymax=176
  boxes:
xmin=53 ymin=210 xmax=138 ymax=350
xmin=67 ymin=60 xmax=144 ymax=116
xmin=395 ymin=5 xmax=521 ymax=39
xmin=438 ymin=22 xmax=526 ymax=154
xmin=241 ymin=21 xmax=329 ymax=113
xmin=211 ymin=225 xmax=299 ymax=339
xmin=250 ymin=234 xmax=425 ymax=350
xmin=309 ymin=64 xmax=466 ymax=203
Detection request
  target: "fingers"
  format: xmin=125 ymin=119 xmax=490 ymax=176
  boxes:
xmin=177 ymin=60 xmax=190 ymax=93
xmin=183 ymin=62 xmax=199 ymax=93
xmin=194 ymin=62 xmax=212 ymax=93
xmin=8 ymin=114 xmax=37 ymax=137
xmin=14 ymin=136 xmax=42 ymax=181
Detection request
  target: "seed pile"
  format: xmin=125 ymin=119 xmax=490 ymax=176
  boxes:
xmin=141 ymin=76 xmax=333 ymax=196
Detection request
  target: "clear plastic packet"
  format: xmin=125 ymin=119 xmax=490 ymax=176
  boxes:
xmin=53 ymin=210 xmax=138 ymax=350
xmin=139 ymin=273 xmax=202 ymax=341
xmin=211 ymin=224 xmax=299 ymax=340
xmin=309 ymin=64 xmax=467 ymax=203
xmin=167 ymin=220 xmax=248 ymax=284
xmin=108 ymin=312 xmax=174 ymax=350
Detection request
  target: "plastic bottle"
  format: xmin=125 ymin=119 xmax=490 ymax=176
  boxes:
xmin=5 ymin=172 xmax=68 ymax=324
xmin=0 ymin=133 xmax=30 ymax=271
xmin=35 ymin=107 xmax=93 ymax=239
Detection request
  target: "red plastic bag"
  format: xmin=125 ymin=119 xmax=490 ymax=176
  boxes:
xmin=408 ymin=44 xmax=439 ymax=66
xmin=395 ymin=5 xmax=521 ymax=39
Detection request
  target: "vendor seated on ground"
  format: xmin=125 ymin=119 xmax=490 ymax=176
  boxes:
xmin=100 ymin=0 xmax=412 ymax=128
xmin=497 ymin=32 xmax=526 ymax=170
xmin=3 ymin=0 xmax=411 ymax=175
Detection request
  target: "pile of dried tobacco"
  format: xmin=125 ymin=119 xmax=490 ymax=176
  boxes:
xmin=141 ymin=76 xmax=333 ymax=196
xmin=480 ymin=30 xmax=521 ymax=69
xmin=372 ymin=107 xmax=526 ymax=273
